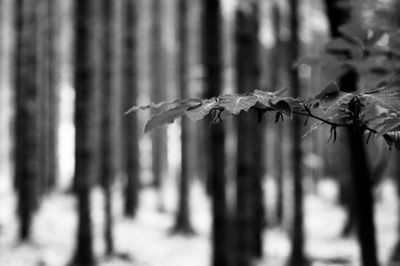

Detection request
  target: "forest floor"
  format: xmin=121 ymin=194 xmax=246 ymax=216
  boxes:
xmin=0 ymin=172 xmax=398 ymax=266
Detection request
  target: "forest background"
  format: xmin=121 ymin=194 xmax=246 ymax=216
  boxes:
xmin=1 ymin=0 xmax=400 ymax=266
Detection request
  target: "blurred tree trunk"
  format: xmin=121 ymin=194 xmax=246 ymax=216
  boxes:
xmin=325 ymin=0 xmax=356 ymax=238
xmin=325 ymin=1 xmax=379 ymax=266
xmin=287 ymin=0 xmax=305 ymax=265
xmin=151 ymin=0 xmax=168 ymax=212
xmin=347 ymin=126 xmax=378 ymax=266
xmin=37 ymin=0 xmax=59 ymax=195
xmin=389 ymin=1 xmax=400 ymax=263
xmin=203 ymin=0 xmax=229 ymax=265
xmin=99 ymin=0 xmax=118 ymax=256
xmin=172 ymin=0 xmax=194 ymax=235
xmin=37 ymin=0 xmax=49 ymax=198
xmin=14 ymin=0 xmax=40 ymax=241
xmin=70 ymin=0 xmax=97 ymax=265
xmin=45 ymin=0 xmax=59 ymax=192
xmin=392 ymin=152 xmax=400 ymax=262
xmin=235 ymin=1 xmax=265 ymax=264
xmin=121 ymin=0 xmax=140 ymax=218
xmin=271 ymin=3 xmax=284 ymax=226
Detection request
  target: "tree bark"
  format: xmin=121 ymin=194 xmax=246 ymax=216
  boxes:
xmin=172 ymin=0 xmax=194 ymax=235
xmin=203 ymin=0 xmax=229 ymax=265
xmin=150 ymin=0 xmax=168 ymax=212
xmin=324 ymin=1 xmax=379 ymax=266
xmin=70 ymin=0 xmax=97 ymax=264
xmin=348 ymin=126 xmax=378 ymax=266
xmin=45 ymin=0 xmax=59 ymax=192
xmin=235 ymin=1 xmax=265 ymax=265
xmin=391 ymin=152 xmax=400 ymax=262
xmin=99 ymin=0 xmax=117 ymax=256
xmin=37 ymin=0 xmax=59 ymax=195
xmin=14 ymin=0 xmax=40 ymax=241
xmin=389 ymin=1 xmax=400 ymax=263
xmin=271 ymin=3 xmax=284 ymax=226
xmin=288 ymin=0 xmax=306 ymax=265
xmin=121 ymin=0 xmax=140 ymax=218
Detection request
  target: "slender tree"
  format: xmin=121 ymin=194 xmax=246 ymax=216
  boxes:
xmin=99 ymin=0 xmax=117 ymax=256
xmin=324 ymin=0 xmax=356 ymax=237
xmin=70 ymin=0 xmax=97 ymax=264
xmin=392 ymin=151 xmax=400 ymax=262
xmin=45 ymin=0 xmax=59 ymax=192
xmin=37 ymin=0 xmax=50 ymax=198
xmin=235 ymin=1 xmax=265 ymax=264
xmin=150 ymin=0 xmax=168 ymax=212
xmin=172 ymin=0 xmax=195 ymax=234
xmin=288 ymin=0 xmax=306 ymax=265
xmin=121 ymin=0 xmax=140 ymax=218
xmin=271 ymin=2 xmax=284 ymax=226
xmin=37 ymin=0 xmax=59 ymax=195
xmin=14 ymin=0 xmax=40 ymax=241
xmin=390 ymin=1 xmax=400 ymax=262
xmin=203 ymin=0 xmax=230 ymax=265
xmin=325 ymin=1 xmax=379 ymax=266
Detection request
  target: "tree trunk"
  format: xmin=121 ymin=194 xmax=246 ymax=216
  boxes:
xmin=14 ymin=0 xmax=40 ymax=241
xmin=235 ymin=1 xmax=265 ymax=265
xmin=391 ymin=152 xmax=400 ymax=262
xmin=150 ymin=0 xmax=168 ymax=212
xmin=324 ymin=0 xmax=356 ymax=237
xmin=389 ymin=1 xmax=400 ymax=263
xmin=37 ymin=0 xmax=59 ymax=195
xmin=203 ymin=0 xmax=229 ymax=265
xmin=99 ymin=0 xmax=117 ymax=256
xmin=288 ymin=0 xmax=306 ymax=265
xmin=45 ymin=0 xmax=59 ymax=192
xmin=348 ymin=126 xmax=378 ymax=266
xmin=37 ymin=0 xmax=49 ymax=198
xmin=324 ymin=1 xmax=379 ymax=266
xmin=271 ymin=3 xmax=285 ymax=226
xmin=121 ymin=0 xmax=140 ymax=218
xmin=70 ymin=0 xmax=97 ymax=265
xmin=172 ymin=0 xmax=194 ymax=235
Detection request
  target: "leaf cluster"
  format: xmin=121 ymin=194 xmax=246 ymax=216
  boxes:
xmin=126 ymin=80 xmax=400 ymax=150
xmin=126 ymin=22 xmax=400 ymax=151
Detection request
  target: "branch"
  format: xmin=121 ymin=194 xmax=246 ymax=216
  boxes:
xmin=292 ymin=106 xmax=378 ymax=137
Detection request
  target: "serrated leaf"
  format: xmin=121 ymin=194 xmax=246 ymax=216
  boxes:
xmin=185 ymin=98 xmax=218 ymax=121
xmin=125 ymin=98 xmax=202 ymax=115
xmin=315 ymin=81 xmax=340 ymax=99
xmin=361 ymin=84 xmax=400 ymax=112
xmin=323 ymin=93 xmax=354 ymax=113
xmin=218 ymin=94 xmax=258 ymax=115
xmin=253 ymin=90 xmax=274 ymax=106
xmin=125 ymin=101 xmax=170 ymax=114
xmin=254 ymin=89 xmax=300 ymax=116
xmin=144 ymin=104 xmax=190 ymax=132
xmin=311 ymin=81 xmax=354 ymax=113
xmin=371 ymin=112 xmax=400 ymax=135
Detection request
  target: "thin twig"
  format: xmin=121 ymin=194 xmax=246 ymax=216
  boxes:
xmin=292 ymin=109 xmax=378 ymax=136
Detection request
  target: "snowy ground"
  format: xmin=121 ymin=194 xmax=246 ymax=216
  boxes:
xmin=0 ymin=174 xmax=398 ymax=266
